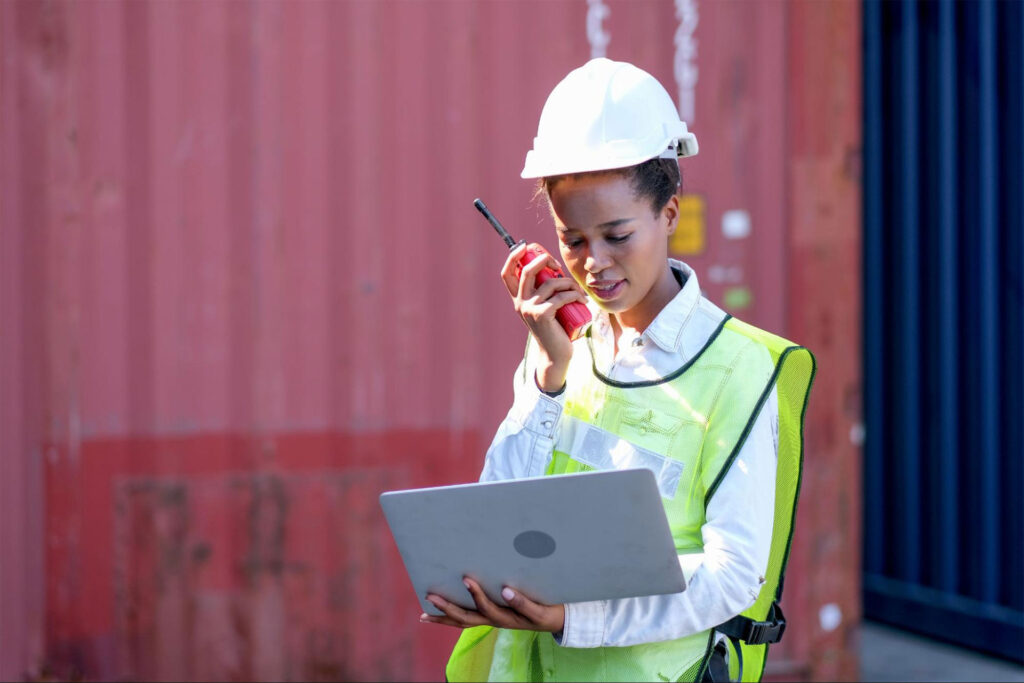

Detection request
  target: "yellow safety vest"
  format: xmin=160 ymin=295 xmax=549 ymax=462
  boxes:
xmin=447 ymin=315 xmax=815 ymax=682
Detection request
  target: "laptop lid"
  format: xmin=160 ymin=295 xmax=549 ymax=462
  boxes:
xmin=380 ymin=468 xmax=686 ymax=616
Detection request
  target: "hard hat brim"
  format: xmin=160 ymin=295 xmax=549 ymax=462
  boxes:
xmin=520 ymin=131 xmax=698 ymax=180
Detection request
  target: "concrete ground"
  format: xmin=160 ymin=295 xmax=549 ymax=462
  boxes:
xmin=860 ymin=621 xmax=1024 ymax=682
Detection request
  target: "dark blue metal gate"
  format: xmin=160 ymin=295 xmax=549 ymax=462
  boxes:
xmin=863 ymin=0 xmax=1023 ymax=662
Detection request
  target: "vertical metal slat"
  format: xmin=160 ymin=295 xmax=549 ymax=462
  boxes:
xmin=974 ymin=0 xmax=1000 ymax=605
xmin=933 ymin=0 xmax=959 ymax=595
xmin=1000 ymin=0 xmax=1024 ymax=613
xmin=896 ymin=0 xmax=922 ymax=584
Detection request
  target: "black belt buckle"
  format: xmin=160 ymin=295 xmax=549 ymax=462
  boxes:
xmin=744 ymin=604 xmax=786 ymax=645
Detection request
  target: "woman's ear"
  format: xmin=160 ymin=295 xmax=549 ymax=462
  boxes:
xmin=662 ymin=194 xmax=680 ymax=236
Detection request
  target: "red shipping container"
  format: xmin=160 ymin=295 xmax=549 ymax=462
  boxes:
xmin=0 ymin=1 xmax=860 ymax=680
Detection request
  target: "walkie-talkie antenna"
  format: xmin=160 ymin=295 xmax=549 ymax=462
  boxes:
xmin=474 ymin=198 xmax=518 ymax=249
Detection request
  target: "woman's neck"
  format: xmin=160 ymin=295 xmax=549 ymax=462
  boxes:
xmin=610 ymin=266 xmax=681 ymax=352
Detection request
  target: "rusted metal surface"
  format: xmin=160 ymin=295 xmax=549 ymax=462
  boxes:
xmin=0 ymin=1 xmax=53 ymax=680
xmin=781 ymin=2 xmax=863 ymax=681
xmin=113 ymin=469 xmax=412 ymax=681
xmin=0 ymin=0 xmax=861 ymax=680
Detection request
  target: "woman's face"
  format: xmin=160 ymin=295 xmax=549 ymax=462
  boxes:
xmin=549 ymin=172 xmax=679 ymax=330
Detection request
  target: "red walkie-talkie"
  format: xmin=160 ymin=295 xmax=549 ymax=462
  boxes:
xmin=474 ymin=198 xmax=592 ymax=341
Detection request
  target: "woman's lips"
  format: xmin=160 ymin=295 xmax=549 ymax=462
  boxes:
xmin=588 ymin=280 xmax=625 ymax=301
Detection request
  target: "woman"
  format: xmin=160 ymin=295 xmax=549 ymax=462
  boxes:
xmin=422 ymin=58 xmax=815 ymax=683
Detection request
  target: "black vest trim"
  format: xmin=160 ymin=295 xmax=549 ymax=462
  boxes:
xmin=703 ymin=345 xmax=812 ymax=508
xmin=694 ymin=629 xmax=718 ymax=683
xmin=774 ymin=348 xmax=817 ymax=602
xmin=585 ymin=314 xmax=733 ymax=389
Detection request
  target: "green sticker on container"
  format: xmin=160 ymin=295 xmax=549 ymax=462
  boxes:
xmin=723 ymin=286 xmax=752 ymax=310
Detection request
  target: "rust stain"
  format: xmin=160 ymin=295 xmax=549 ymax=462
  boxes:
xmin=242 ymin=475 xmax=288 ymax=580
xmin=110 ymin=468 xmax=415 ymax=681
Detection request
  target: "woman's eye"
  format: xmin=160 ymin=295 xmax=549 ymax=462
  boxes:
xmin=563 ymin=238 xmax=584 ymax=249
xmin=608 ymin=233 xmax=631 ymax=244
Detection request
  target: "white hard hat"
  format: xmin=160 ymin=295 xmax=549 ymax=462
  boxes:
xmin=521 ymin=58 xmax=698 ymax=179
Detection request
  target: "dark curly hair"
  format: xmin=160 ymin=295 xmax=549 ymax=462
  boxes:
xmin=538 ymin=157 xmax=681 ymax=215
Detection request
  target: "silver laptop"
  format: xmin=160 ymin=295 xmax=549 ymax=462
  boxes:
xmin=380 ymin=468 xmax=686 ymax=616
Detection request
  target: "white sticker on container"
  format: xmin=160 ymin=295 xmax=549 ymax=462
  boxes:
xmin=849 ymin=422 xmax=865 ymax=446
xmin=722 ymin=210 xmax=752 ymax=240
xmin=819 ymin=603 xmax=843 ymax=632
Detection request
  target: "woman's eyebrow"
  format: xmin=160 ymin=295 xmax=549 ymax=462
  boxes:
xmin=597 ymin=217 xmax=634 ymax=229
xmin=557 ymin=217 xmax=634 ymax=233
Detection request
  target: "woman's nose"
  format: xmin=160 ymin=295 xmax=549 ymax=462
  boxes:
xmin=585 ymin=243 xmax=613 ymax=273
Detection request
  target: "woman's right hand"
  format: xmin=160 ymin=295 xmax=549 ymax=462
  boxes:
xmin=500 ymin=243 xmax=587 ymax=393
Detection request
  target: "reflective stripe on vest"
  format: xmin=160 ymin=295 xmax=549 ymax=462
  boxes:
xmin=447 ymin=316 xmax=815 ymax=683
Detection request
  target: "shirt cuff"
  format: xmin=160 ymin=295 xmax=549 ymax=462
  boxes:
xmin=509 ymin=376 xmax=564 ymax=440
xmin=536 ymin=370 xmax=567 ymax=397
xmin=557 ymin=601 xmax=606 ymax=648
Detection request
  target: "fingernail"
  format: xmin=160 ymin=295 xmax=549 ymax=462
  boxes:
xmin=419 ymin=613 xmax=429 ymax=622
xmin=502 ymin=587 xmax=515 ymax=601
xmin=463 ymin=578 xmax=472 ymax=589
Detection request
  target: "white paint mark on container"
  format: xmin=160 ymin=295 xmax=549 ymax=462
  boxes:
xmin=819 ymin=603 xmax=843 ymax=632
xmin=674 ymin=0 xmax=699 ymax=123
xmin=707 ymin=264 xmax=744 ymax=284
xmin=722 ymin=210 xmax=751 ymax=240
xmin=587 ymin=0 xmax=610 ymax=59
xmin=850 ymin=422 xmax=865 ymax=446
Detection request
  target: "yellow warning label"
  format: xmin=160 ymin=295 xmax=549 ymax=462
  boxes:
xmin=670 ymin=194 xmax=706 ymax=255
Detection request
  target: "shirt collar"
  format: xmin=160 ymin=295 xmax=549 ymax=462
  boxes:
xmin=588 ymin=259 xmax=702 ymax=354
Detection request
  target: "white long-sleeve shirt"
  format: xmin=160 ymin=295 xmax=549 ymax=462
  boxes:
xmin=480 ymin=259 xmax=778 ymax=648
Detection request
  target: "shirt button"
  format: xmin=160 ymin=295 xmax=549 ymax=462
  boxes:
xmin=632 ymin=337 xmax=644 ymax=347
xmin=542 ymin=421 xmax=552 ymax=429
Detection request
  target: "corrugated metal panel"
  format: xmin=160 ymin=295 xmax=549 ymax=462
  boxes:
xmin=0 ymin=1 xmax=861 ymax=680
xmin=863 ymin=0 xmax=1024 ymax=662
xmin=0 ymin=1 xmax=50 ymax=679
xmin=782 ymin=3 xmax=863 ymax=680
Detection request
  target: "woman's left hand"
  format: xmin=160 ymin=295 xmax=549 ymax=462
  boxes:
xmin=420 ymin=577 xmax=565 ymax=633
